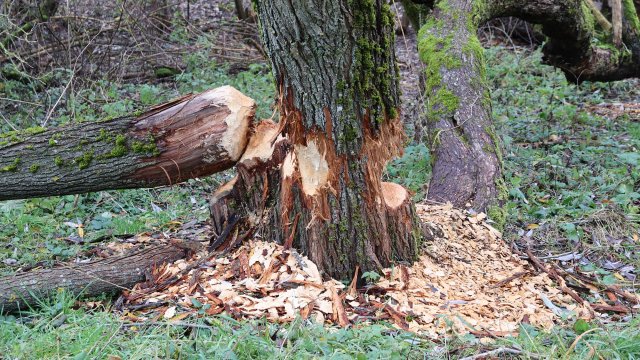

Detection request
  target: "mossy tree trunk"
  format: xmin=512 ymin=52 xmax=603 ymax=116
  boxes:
xmin=416 ymin=0 xmax=502 ymax=213
xmin=0 ymin=86 xmax=254 ymax=201
xmin=210 ymin=0 xmax=419 ymax=280
xmin=407 ymin=0 xmax=640 ymax=215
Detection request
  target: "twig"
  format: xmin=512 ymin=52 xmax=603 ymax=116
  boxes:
xmin=491 ymin=270 xmax=529 ymax=288
xmin=459 ymin=347 xmax=523 ymax=360
xmin=564 ymin=328 xmax=600 ymax=358
xmin=525 ymin=249 xmax=592 ymax=315
xmin=41 ymin=71 xmax=74 ymax=127
xmin=121 ymin=321 xmax=215 ymax=330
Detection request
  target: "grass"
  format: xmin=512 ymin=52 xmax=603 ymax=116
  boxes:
xmin=1 ymin=290 xmax=639 ymax=359
xmin=2 ymin=25 xmax=640 ymax=360
xmin=486 ymin=46 xmax=640 ymax=274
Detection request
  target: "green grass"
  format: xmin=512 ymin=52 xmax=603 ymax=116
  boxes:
xmin=486 ymin=46 xmax=639 ymax=270
xmin=1 ymin=290 xmax=639 ymax=359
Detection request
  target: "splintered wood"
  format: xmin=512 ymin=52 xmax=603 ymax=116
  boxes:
xmin=123 ymin=204 xmax=590 ymax=337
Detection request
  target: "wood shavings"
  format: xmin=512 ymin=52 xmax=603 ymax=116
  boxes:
xmin=123 ymin=203 xmax=592 ymax=337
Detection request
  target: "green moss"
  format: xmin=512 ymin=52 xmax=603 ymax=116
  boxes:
xmin=622 ymin=0 xmax=640 ymax=32
xmin=1 ymin=158 xmax=20 ymax=172
xmin=0 ymin=126 xmax=46 ymax=146
xmin=54 ymin=156 xmax=64 ymax=167
xmin=418 ymin=19 xmax=464 ymax=119
xmin=48 ymin=133 xmax=61 ymax=146
xmin=75 ymin=151 xmax=94 ymax=170
xmin=154 ymin=66 xmax=180 ymax=78
xmin=350 ymin=1 xmax=399 ymax=124
xmin=24 ymin=126 xmax=47 ymax=135
xmin=96 ymin=129 xmax=112 ymax=142
xmin=580 ymin=1 xmax=596 ymax=33
xmin=107 ymin=134 xmax=128 ymax=158
xmin=52 ymin=176 xmax=60 ymax=182
xmin=29 ymin=164 xmax=40 ymax=173
xmin=435 ymin=88 xmax=459 ymax=112
xmin=131 ymin=135 xmax=160 ymax=156
xmin=487 ymin=205 xmax=507 ymax=231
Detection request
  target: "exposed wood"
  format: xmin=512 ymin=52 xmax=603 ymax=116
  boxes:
xmin=611 ymin=0 xmax=623 ymax=46
xmin=210 ymin=1 xmax=419 ymax=280
xmin=0 ymin=243 xmax=187 ymax=314
xmin=0 ymin=86 xmax=254 ymax=201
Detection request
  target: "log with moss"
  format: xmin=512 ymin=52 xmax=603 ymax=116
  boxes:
xmin=0 ymin=243 xmax=188 ymax=314
xmin=405 ymin=0 xmax=640 ymax=220
xmin=0 ymin=86 xmax=255 ymax=201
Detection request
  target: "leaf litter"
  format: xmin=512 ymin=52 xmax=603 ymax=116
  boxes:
xmin=117 ymin=204 xmax=624 ymax=338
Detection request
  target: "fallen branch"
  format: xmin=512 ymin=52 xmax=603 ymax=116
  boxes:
xmin=559 ymin=268 xmax=640 ymax=305
xmin=525 ymin=249 xmax=590 ymax=311
xmin=0 ymin=86 xmax=254 ymax=201
xmin=0 ymin=243 xmax=187 ymax=314
xmin=589 ymin=303 xmax=630 ymax=314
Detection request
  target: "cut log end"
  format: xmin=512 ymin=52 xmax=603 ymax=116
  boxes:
xmin=382 ymin=182 xmax=410 ymax=209
xmin=216 ymin=86 xmax=256 ymax=161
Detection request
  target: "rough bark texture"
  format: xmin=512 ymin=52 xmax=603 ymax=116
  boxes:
xmin=417 ymin=0 xmax=501 ymax=212
xmin=407 ymin=0 xmax=640 ymax=213
xmin=210 ymin=1 xmax=419 ymax=280
xmin=486 ymin=0 xmax=640 ymax=82
xmin=0 ymin=86 xmax=254 ymax=201
xmin=0 ymin=243 xmax=187 ymax=314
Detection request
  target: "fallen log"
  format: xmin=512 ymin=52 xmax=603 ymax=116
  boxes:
xmin=0 ymin=243 xmax=188 ymax=314
xmin=0 ymin=86 xmax=254 ymax=201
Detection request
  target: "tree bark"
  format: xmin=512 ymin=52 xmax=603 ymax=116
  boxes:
xmin=406 ymin=0 xmax=640 ymax=213
xmin=0 ymin=86 xmax=254 ymax=201
xmin=416 ymin=0 xmax=502 ymax=212
xmin=210 ymin=1 xmax=419 ymax=280
xmin=486 ymin=0 xmax=640 ymax=82
xmin=0 ymin=243 xmax=187 ymax=314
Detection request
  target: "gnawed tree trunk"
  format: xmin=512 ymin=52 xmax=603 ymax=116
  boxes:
xmin=210 ymin=1 xmax=420 ymax=280
xmin=0 ymin=243 xmax=187 ymax=314
xmin=416 ymin=0 xmax=502 ymax=212
xmin=0 ymin=86 xmax=254 ymax=201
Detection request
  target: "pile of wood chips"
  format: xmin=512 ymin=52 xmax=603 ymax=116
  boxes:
xmin=586 ymin=102 xmax=640 ymax=120
xmin=122 ymin=204 xmax=591 ymax=337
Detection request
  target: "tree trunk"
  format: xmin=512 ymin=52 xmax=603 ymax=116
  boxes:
xmin=486 ymin=0 xmax=640 ymax=82
xmin=0 ymin=86 xmax=254 ymax=201
xmin=210 ymin=1 xmax=419 ymax=280
xmin=416 ymin=0 xmax=502 ymax=212
xmin=0 ymin=243 xmax=187 ymax=314
xmin=406 ymin=0 xmax=640 ymax=213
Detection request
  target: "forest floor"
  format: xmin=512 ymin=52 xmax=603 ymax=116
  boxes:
xmin=1 ymin=1 xmax=640 ymax=359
